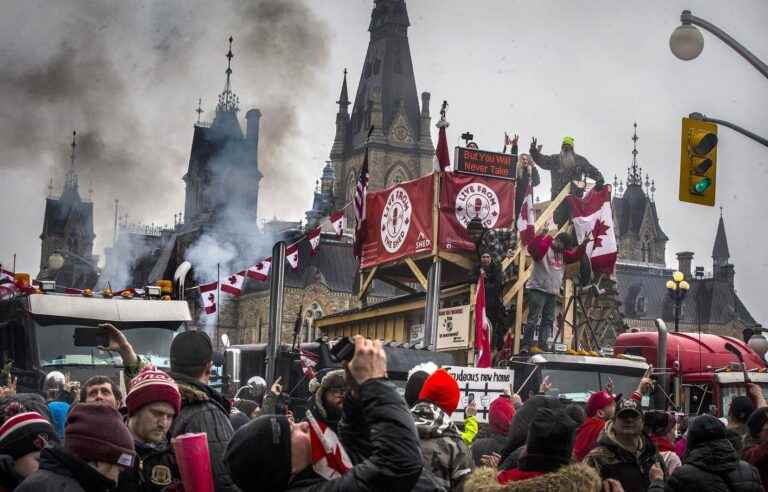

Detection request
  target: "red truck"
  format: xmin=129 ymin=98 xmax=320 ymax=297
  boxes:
xmin=614 ymin=320 xmax=767 ymax=418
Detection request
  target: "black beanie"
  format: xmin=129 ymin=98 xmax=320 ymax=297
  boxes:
xmin=748 ymin=407 xmax=768 ymax=438
xmin=405 ymin=371 xmax=430 ymax=408
xmin=687 ymin=414 xmax=727 ymax=450
xmin=730 ymin=396 xmax=755 ymax=423
xmin=170 ymin=331 xmax=213 ymax=370
xmin=507 ymin=396 xmax=564 ymax=452
xmin=225 ymin=415 xmax=292 ymax=491
xmin=523 ymin=408 xmax=577 ymax=466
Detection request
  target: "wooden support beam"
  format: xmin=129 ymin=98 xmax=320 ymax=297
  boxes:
xmin=378 ymin=276 xmax=418 ymax=294
xmin=438 ymin=251 xmax=475 ymax=271
xmin=513 ymin=248 xmax=526 ymax=354
xmin=357 ymin=266 xmax=378 ymax=300
xmin=405 ymin=257 xmax=429 ymax=290
xmin=564 ymin=277 xmax=575 ymax=348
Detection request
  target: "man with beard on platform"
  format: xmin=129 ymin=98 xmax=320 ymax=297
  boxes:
xmin=529 ymin=136 xmax=605 ymax=226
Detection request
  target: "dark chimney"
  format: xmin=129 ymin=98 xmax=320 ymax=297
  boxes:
xmin=676 ymin=251 xmax=694 ymax=279
xmin=245 ymin=109 xmax=261 ymax=146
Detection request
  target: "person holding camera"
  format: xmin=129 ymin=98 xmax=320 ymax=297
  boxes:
xmin=224 ymin=336 xmax=426 ymax=491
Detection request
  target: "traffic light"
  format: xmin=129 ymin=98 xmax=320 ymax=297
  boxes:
xmin=679 ymin=117 xmax=718 ymax=206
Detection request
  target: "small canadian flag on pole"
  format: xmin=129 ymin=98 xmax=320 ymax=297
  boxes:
xmin=199 ymin=281 xmax=218 ymax=315
xmin=286 ymin=243 xmax=300 ymax=270
xmin=221 ymin=271 xmax=246 ymax=296
xmin=247 ymin=258 xmax=272 ymax=281
xmin=308 ymin=227 xmax=321 ymax=256
xmin=517 ymin=182 xmax=536 ymax=245
xmin=329 ymin=211 xmax=345 ymax=239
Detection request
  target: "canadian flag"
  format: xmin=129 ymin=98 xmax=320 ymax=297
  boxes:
xmin=308 ymin=227 xmax=321 ymax=256
xmin=433 ymin=116 xmax=451 ymax=172
xmin=0 ymin=268 xmax=17 ymax=300
xmin=299 ymin=349 xmax=319 ymax=379
xmin=474 ymin=274 xmax=492 ymax=368
xmin=567 ymin=185 xmax=618 ymax=275
xmin=247 ymin=258 xmax=272 ymax=281
xmin=307 ymin=410 xmax=353 ymax=479
xmin=516 ymin=182 xmax=536 ymax=245
xmin=329 ymin=211 xmax=345 ymax=239
xmin=286 ymin=243 xmax=300 ymax=270
xmin=199 ymin=281 xmax=218 ymax=315
xmin=221 ymin=271 xmax=246 ymax=296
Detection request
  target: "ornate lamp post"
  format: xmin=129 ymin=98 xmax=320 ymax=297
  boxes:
xmin=666 ymin=271 xmax=690 ymax=333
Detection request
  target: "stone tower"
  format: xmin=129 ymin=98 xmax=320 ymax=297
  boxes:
xmin=39 ymin=131 xmax=97 ymax=288
xmin=330 ymin=0 xmax=434 ymax=221
xmin=612 ymin=123 xmax=668 ymax=265
xmin=183 ymin=37 xmax=262 ymax=229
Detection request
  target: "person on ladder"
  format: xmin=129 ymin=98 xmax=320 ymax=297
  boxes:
xmin=520 ymin=230 xmax=592 ymax=353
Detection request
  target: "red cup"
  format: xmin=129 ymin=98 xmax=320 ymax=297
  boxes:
xmin=172 ymin=433 xmax=214 ymax=492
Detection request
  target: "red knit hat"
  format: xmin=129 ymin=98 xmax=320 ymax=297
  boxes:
xmin=65 ymin=404 xmax=135 ymax=467
xmin=488 ymin=395 xmax=516 ymax=435
xmin=0 ymin=411 xmax=58 ymax=459
xmin=418 ymin=369 xmax=460 ymax=415
xmin=126 ymin=365 xmax=181 ymax=417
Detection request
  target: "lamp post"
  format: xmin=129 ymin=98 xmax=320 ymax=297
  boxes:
xmin=669 ymin=10 xmax=768 ymax=80
xmin=666 ymin=271 xmax=690 ymax=333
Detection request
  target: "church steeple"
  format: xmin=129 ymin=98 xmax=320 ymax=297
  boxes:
xmin=61 ymin=131 xmax=81 ymax=203
xmin=337 ymin=68 xmax=350 ymax=111
xmin=626 ymin=122 xmax=643 ymax=187
xmin=212 ymin=36 xmax=243 ymax=138
xmin=712 ymin=208 xmax=730 ymax=269
xmin=331 ymin=69 xmax=351 ymax=159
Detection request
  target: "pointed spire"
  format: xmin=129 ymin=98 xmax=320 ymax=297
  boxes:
xmin=48 ymin=177 xmax=54 ymax=198
xmin=195 ymin=98 xmax=204 ymax=123
xmin=627 ymin=122 xmax=642 ymax=186
xmin=216 ymin=36 xmax=239 ymax=115
xmin=712 ymin=210 xmax=730 ymax=267
xmin=63 ymin=130 xmax=80 ymax=198
xmin=337 ymin=68 xmax=350 ymax=111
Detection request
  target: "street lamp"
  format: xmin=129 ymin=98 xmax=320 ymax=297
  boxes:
xmin=666 ymin=271 xmax=690 ymax=333
xmin=670 ymin=22 xmax=704 ymax=60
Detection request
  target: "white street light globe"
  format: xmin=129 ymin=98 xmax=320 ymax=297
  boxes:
xmin=670 ymin=24 xmax=704 ymax=60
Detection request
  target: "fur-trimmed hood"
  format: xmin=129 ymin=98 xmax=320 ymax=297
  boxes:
xmin=169 ymin=372 xmax=230 ymax=414
xmin=465 ymin=463 xmax=602 ymax=492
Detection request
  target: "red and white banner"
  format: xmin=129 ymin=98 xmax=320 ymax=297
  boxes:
xmin=286 ymin=243 xmax=300 ymax=270
xmin=307 ymin=410 xmax=352 ymax=479
xmin=567 ymin=185 xmax=618 ymax=274
xmin=221 ymin=271 xmax=245 ymax=296
xmin=474 ymin=275 xmax=491 ymax=368
xmin=517 ymin=182 xmax=535 ymax=245
xmin=299 ymin=349 xmax=319 ymax=379
xmin=329 ymin=211 xmax=345 ymax=239
xmin=359 ymin=174 xmax=435 ymax=269
xmin=246 ymin=258 xmax=271 ymax=281
xmin=439 ymin=173 xmax=516 ymax=252
xmin=199 ymin=281 xmax=218 ymax=315
xmin=308 ymin=228 xmax=321 ymax=256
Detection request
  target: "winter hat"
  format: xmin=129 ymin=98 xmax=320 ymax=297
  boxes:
xmin=64 ymin=404 xmax=135 ymax=468
xmin=504 ymin=396 xmax=564 ymax=458
xmin=225 ymin=415 xmax=292 ymax=491
xmin=170 ymin=330 xmax=213 ymax=370
xmin=729 ymin=396 xmax=755 ymax=423
xmin=615 ymin=399 xmax=643 ymax=419
xmin=562 ymin=136 xmax=575 ymax=147
xmin=405 ymin=362 xmax=438 ymax=408
xmin=309 ymin=370 xmax=346 ymax=421
xmin=418 ymin=369 xmax=460 ymax=416
xmin=0 ymin=411 xmax=59 ymax=460
xmin=488 ymin=395 xmax=515 ymax=436
xmin=644 ymin=411 xmax=676 ymax=437
xmin=126 ymin=365 xmax=181 ymax=417
xmin=523 ymin=408 xmax=577 ymax=466
xmin=565 ymin=403 xmax=586 ymax=426
xmin=586 ymin=391 xmax=616 ymax=417
xmin=747 ymin=407 xmax=768 ymax=438
xmin=687 ymin=414 xmax=727 ymax=450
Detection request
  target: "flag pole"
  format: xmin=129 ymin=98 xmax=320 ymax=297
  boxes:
xmin=12 ymin=254 xmax=16 ymax=273
xmin=216 ymin=263 xmax=221 ymax=345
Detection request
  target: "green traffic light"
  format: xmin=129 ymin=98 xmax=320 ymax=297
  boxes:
xmin=692 ymin=177 xmax=711 ymax=195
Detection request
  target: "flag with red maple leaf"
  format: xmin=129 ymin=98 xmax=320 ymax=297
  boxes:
xmin=220 ymin=271 xmax=245 ymax=296
xmin=566 ymin=186 xmax=618 ymax=274
xmin=199 ymin=281 xmax=218 ymax=314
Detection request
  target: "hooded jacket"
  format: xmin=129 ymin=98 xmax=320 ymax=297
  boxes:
xmin=169 ymin=372 xmax=237 ymax=492
xmin=412 ymin=401 xmax=474 ymax=491
xmin=464 ymin=463 xmax=602 ymax=492
xmin=15 ymin=446 xmax=116 ymax=492
xmin=583 ymin=422 xmax=666 ymax=492
xmin=573 ymin=416 xmax=606 ymax=462
xmin=649 ymin=437 xmax=762 ymax=492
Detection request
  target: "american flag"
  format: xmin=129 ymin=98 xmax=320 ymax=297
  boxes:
xmin=353 ymin=128 xmax=373 ymax=258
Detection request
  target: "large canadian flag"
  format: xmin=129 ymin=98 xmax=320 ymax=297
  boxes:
xmin=247 ymin=258 xmax=272 ymax=281
xmin=567 ymin=186 xmax=618 ymax=275
xmin=221 ymin=271 xmax=246 ymax=296
xmin=329 ymin=211 xmax=345 ymax=239
xmin=286 ymin=243 xmax=300 ymax=270
xmin=516 ymin=182 xmax=535 ymax=245
xmin=199 ymin=281 xmax=218 ymax=315
xmin=474 ymin=275 xmax=492 ymax=368
xmin=307 ymin=410 xmax=353 ymax=479
xmin=308 ymin=227 xmax=321 ymax=256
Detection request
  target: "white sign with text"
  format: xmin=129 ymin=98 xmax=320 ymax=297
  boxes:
xmin=444 ymin=365 xmax=514 ymax=423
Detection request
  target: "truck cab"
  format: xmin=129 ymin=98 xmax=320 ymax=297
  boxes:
xmin=0 ymin=292 xmax=191 ymax=393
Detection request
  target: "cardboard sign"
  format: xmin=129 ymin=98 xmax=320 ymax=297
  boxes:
xmin=444 ymin=366 xmax=514 ymax=423
xmin=454 ymin=147 xmax=515 ymax=180
xmin=435 ymin=305 xmax=470 ymax=351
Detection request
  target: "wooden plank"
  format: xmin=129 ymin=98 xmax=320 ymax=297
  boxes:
xmin=394 ymin=318 xmax=405 ymax=342
xmin=357 ymin=266 xmax=378 ymax=300
xmin=438 ymin=251 xmax=475 ymax=271
xmin=405 ymin=257 xmax=429 ymax=290
xmin=378 ymin=276 xmax=418 ymax=294
xmin=514 ymin=248 xmax=525 ymax=354
xmin=564 ymin=278 xmax=575 ymax=348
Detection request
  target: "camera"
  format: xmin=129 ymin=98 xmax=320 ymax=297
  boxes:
xmin=330 ymin=337 xmax=356 ymax=363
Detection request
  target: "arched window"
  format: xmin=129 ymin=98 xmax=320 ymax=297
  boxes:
xmin=346 ymin=171 xmax=357 ymax=203
xmin=303 ymin=302 xmax=324 ymax=342
xmin=386 ymin=165 xmax=408 ymax=188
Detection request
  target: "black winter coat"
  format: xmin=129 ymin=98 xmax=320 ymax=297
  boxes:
xmin=0 ymin=454 xmax=23 ymax=492
xmin=285 ymin=379 xmax=426 ymax=492
xmin=471 ymin=433 xmax=507 ymax=467
xmin=648 ymin=438 xmax=764 ymax=492
xmin=15 ymin=446 xmax=116 ymax=492
xmin=169 ymin=372 xmax=238 ymax=492
xmin=116 ymin=439 xmax=181 ymax=492
xmin=583 ymin=430 xmax=665 ymax=492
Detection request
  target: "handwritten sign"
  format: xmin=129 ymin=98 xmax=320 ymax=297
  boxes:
xmin=443 ymin=366 xmax=514 ymax=423
xmin=436 ymin=305 xmax=470 ymax=351
xmin=454 ymin=147 xmax=515 ymax=180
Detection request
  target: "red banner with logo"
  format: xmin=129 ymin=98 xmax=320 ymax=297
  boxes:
xmin=360 ymin=174 xmax=435 ymax=269
xmin=438 ymin=173 xmax=516 ymax=252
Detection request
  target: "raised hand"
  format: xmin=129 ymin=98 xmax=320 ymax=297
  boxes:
xmin=530 ymin=137 xmax=538 ymax=152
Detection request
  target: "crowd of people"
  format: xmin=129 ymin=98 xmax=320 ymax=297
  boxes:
xmin=2 ymin=329 xmax=768 ymax=491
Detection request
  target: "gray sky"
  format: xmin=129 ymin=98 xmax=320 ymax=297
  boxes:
xmin=1 ymin=0 xmax=766 ymax=325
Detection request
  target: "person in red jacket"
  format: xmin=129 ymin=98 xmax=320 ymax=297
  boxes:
xmin=520 ymin=231 xmax=590 ymax=353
